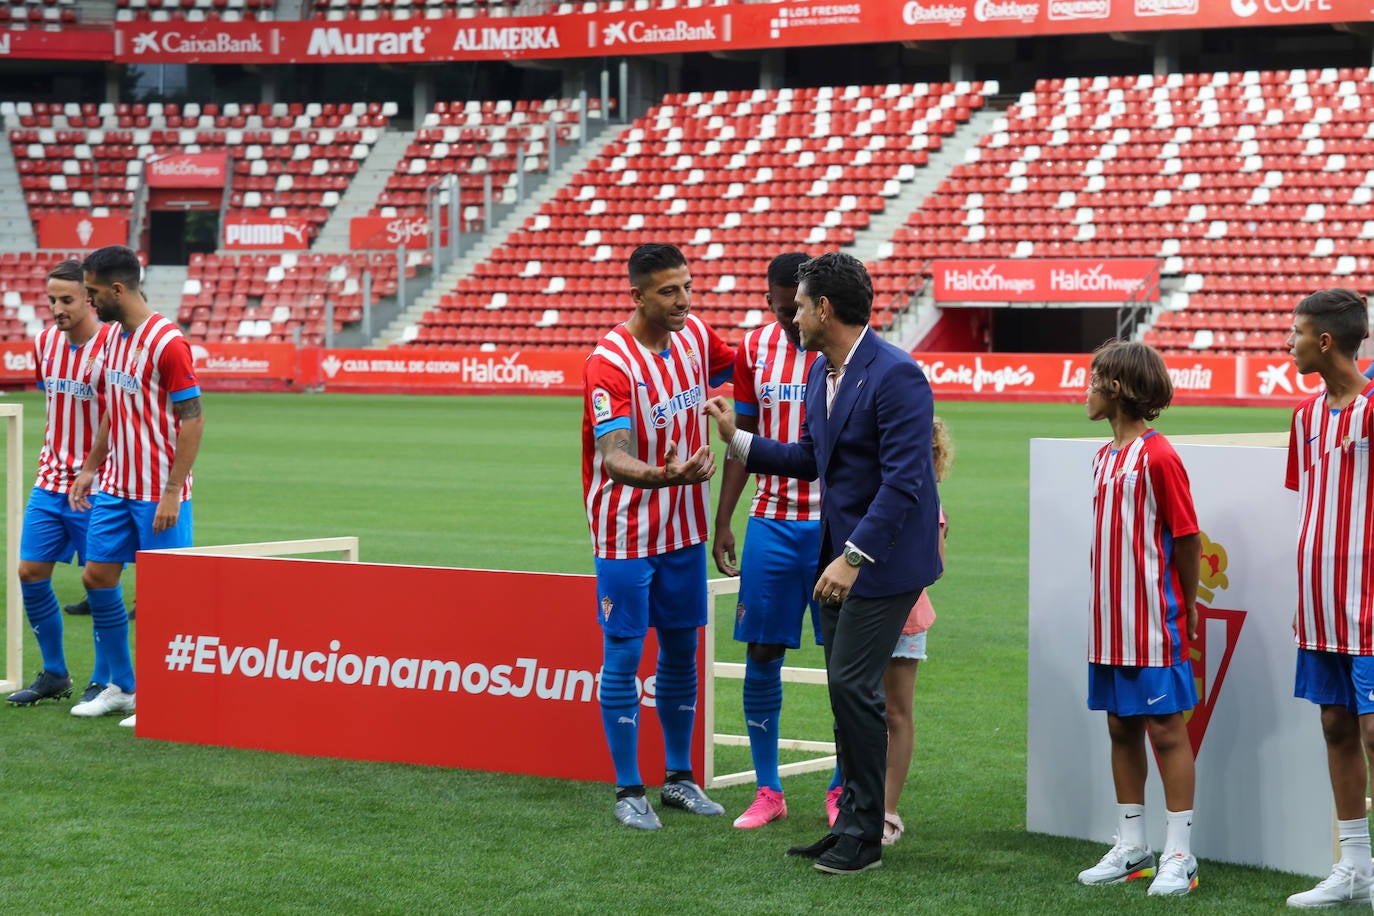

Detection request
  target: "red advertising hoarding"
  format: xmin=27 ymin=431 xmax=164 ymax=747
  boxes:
xmin=37 ymin=215 xmax=129 ymax=250
xmin=136 ymin=553 xmax=704 ymax=782
xmin=0 ymin=341 xmax=1335 ymax=404
xmin=349 ymin=215 xmax=433 ymax=250
xmin=0 ymin=340 xmax=36 ymax=386
xmin=915 ymin=351 xmax=1237 ymax=399
xmin=145 ymin=152 xmax=229 ymax=188
xmin=0 ymin=27 xmax=112 ymax=61
xmin=299 ymin=346 xmax=584 ymax=395
xmin=222 ymin=219 xmax=312 ymax=251
xmin=931 ymin=259 xmax=1160 ymax=303
xmin=108 ymin=0 xmax=1372 ymax=65
xmin=188 ymin=341 xmax=299 ymax=389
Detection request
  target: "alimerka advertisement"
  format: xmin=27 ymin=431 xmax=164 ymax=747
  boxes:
xmin=100 ymin=1 xmax=1368 ymax=65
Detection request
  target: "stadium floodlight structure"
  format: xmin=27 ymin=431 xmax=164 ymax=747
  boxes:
xmin=0 ymin=404 xmax=22 ymax=694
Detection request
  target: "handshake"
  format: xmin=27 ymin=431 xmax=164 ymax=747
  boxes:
xmin=662 ymin=396 xmax=740 ymax=486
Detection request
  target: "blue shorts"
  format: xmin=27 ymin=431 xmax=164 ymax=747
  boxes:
xmin=19 ymin=487 xmax=89 ymax=565
xmin=1087 ymin=661 xmax=1198 ymax=717
xmin=892 ymin=630 xmax=927 ymax=660
xmin=85 ymin=491 xmax=194 ymax=564
xmin=1294 ymin=648 xmax=1374 ymax=715
xmin=594 ymin=542 xmax=708 ymax=638
xmin=735 ymin=517 xmax=823 ymax=648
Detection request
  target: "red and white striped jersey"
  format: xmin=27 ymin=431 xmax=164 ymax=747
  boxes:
xmin=582 ymin=315 xmax=735 ymax=559
xmin=96 ymin=314 xmax=201 ymax=502
xmin=1089 ymin=430 xmax=1199 ymax=667
xmin=32 ymin=323 xmax=113 ymax=494
xmin=1286 ymin=380 xmax=1374 ymax=654
xmin=732 ymin=322 xmax=819 ymax=521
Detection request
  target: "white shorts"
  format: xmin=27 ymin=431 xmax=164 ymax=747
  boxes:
xmin=892 ymin=630 xmax=927 ymax=660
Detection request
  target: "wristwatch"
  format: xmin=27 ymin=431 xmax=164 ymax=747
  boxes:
xmin=842 ymin=545 xmax=868 ymax=568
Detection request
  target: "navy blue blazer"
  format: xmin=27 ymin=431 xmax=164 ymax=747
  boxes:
xmin=745 ymin=329 xmax=942 ymax=599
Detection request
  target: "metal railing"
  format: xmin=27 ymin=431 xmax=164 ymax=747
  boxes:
xmin=1116 ymin=258 xmax=1164 ymax=341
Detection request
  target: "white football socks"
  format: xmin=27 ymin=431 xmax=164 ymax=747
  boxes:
xmin=1337 ymin=817 xmax=1373 ymax=875
xmin=1163 ymin=808 xmax=1193 ymax=860
xmin=1118 ymin=803 xmax=1147 ymax=851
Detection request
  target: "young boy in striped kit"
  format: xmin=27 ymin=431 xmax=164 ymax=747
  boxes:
xmin=1283 ymin=288 xmax=1374 ymax=909
xmin=1078 ymin=340 xmax=1201 ymax=897
xmin=7 ymin=259 xmax=114 ymax=707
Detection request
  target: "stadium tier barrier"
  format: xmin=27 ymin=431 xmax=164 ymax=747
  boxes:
xmin=1028 ymin=434 xmax=1331 ymax=877
xmin=135 ymin=545 xmax=832 ymax=786
xmin=0 ymin=341 xmax=1335 ymax=404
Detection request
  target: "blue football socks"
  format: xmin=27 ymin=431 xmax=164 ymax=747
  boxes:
xmin=88 ymin=586 xmax=134 ymax=693
xmin=743 ymin=653 xmax=785 ymax=792
xmin=654 ymin=626 xmax=699 ymax=774
xmin=21 ymin=579 xmax=67 ymax=677
xmin=600 ymin=633 xmax=645 ymax=786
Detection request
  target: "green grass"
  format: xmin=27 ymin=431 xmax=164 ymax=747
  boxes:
xmin=0 ymin=393 xmax=1315 ymax=912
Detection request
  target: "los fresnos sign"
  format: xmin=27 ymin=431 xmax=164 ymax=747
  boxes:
xmin=110 ymin=0 xmax=1367 ymax=64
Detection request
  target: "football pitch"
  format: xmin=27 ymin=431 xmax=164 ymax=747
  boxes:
xmin=0 ymin=391 xmax=1317 ymax=912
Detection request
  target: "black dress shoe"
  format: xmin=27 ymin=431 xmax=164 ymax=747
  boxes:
xmin=814 ymin=834 xmax=882 ymax=875
xmin=786 ymin=833 xmax=839 ymax=859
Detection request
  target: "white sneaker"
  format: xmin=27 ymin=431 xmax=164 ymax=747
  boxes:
xmin=119 ymin=714 xmax=137 ymax=728
xmin=70 ymin=684 xmax=135 ymax=718
xmin=1077 ymin=840 xmax=1155 ymax=885
xmin=1148 ymin=853 xmax=1198 ymax=896
xmin=1286 ymin=862 xmax=1374 ymax=908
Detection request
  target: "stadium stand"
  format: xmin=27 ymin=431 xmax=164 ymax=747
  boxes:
xmin=309 ymin=0 xmax=737 ymax=17
xmin=178 ymin=251 xmax=412 ymax=344
xmin=0 ymin=0 xmax=78 ymax=26
xmin=900 ymin=68 xmax=1374 ymax=359
xmin=397 ymin=82 xmax=991 ymax=350
xmin=371 ymin=96 xmax=597 ymax=234
xmin=0 ymin=250 xmax=100 ymax=341
xmin=312 ymin=0 xmax=500 ymax=19
xmin=115 ymin=0 xmax=276 ymax=21
xmin=6 ymin=100 xmax=390 ymax=245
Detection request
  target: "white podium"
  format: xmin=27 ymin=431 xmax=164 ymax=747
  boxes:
xmin=1028 ymin=433 xmax=1334 ymax=876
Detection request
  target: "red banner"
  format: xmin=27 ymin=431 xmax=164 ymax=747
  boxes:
xmin=0 ymin=341 xmax=1342 ymax=404
xmin=915 ymin=351 xmax=1242 ymax=399
xmin=349 ymin=216 xmax=433 ymax=250
xmin=222 ymin=219 xmax=311 ymax=250
xmin=0 ymin=341 xmax=36 ymax=386
xmin=188 ymin=341 xmax=298 ymax=382
xmin=108 ymin=0 xmax=1370 ymax=64
xmin=135 ymin=552 xmax=704 ymax=783
xmin=300 ymin=346 xmax=585 ymax=394
xmin=0 ymin=27 xmax=112 ymax=61
xmin=37 ymin=215 xmax=128 ymax=250
xmin=146 ymin=152 xmax=228 ymax=188
xmin=931 ymin=259 xmax=1160 ymax=303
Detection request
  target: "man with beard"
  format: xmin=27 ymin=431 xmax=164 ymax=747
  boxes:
xmin=68 ymin=245 xmax=204 ymax=729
